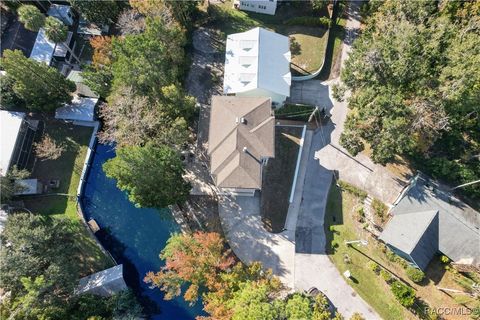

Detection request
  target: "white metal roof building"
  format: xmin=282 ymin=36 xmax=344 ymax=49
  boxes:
xmin=0 ymin=111 xmax=25 ymax=177
xmin=224 ymin=27 xmax=291 ymax=105
xmin=55 ymin=96 xmax=98 ymax=122
xmin=29 ymin=28 xmax=55 ymax=65
xmin=76 ymin=264 xmax=127 ymax=297
xmin=234 ymin=0 xmax=278 ymax=16
xmin=30 ymin=28 xmax=73 ymax=65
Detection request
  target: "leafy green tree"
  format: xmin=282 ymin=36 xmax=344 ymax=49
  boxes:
xmin=111 ymin=17 xmax=186 ymax=97
xmin=340 ymin=0 xmax=480 ymax=202
xmin=405 ymin=266 xmax=425 ymax=283
xmin=1 ymin=50 xmax=75 ymax=111
xmin=82 ymin=64 xmax=113 ymax=98
xmin=227 ymin=281 xmax=283 ymax=320
xmin=0 ymin=74 xmax=25 ymax=110
xmin=103 ymin=143 xmax=191 ymax=208
xmin=43 ymin=16 xmax=68 ymax=43
xmin=69 ymin=0 xmax=120 ymax=24
xmin=390 ymin=280 xmax=415 ymax=308
xmin=284 ymin=293 xmax=313 ymax=320
xmin=17 ymin=4 xmax=45 ymax=31
xmin=0 ymin=213 xmax=79 ymax=318
xmin=0 ymin=165 xmax=30 ymax=203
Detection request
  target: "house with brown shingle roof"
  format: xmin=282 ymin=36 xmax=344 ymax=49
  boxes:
xmin=208 ymin=96 xmax=275 ymax=196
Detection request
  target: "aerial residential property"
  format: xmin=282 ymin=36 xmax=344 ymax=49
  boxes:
xmin=223 ymin=27 xmax=291 ymax=106
xmin=1 ymin=1 xmax=478 ymax=320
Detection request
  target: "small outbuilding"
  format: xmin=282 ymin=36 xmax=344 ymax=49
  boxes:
xmin=76 ymin=264 xmax=127 ymax=297
xmin=380 ymin=174 xmax=480 ymax=270
xmin=55 ymin=96 xmax=98 ymax=122
xmin=13 ymin=179 xmax=43 ymax=196
xmin=47 ymin=4 xmax=75 ymax=26
xmin=67 ymin=70 xmax=99 ymax=98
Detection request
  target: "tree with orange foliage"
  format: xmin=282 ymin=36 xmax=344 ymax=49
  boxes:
xmin=144 ymin=232 xmax=235 ymax=304
xmin=90 ymin=36 xmax=113 ymax=68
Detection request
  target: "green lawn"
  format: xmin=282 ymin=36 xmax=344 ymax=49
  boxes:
xmin=261 ymin=126 xmax=302 ymax=233
xmin=325 ymin=183 xmax=412 ymax=320
xmin=325 ymin=182 xmax=477 ymax=319
xmin=208 ymin=1 xmax=329 ymax=76
xmin=24 ymin=120 xmax=114 ymax=275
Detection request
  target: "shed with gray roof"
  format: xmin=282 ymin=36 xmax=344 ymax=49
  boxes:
xmin=379 ymin=174 xmax=480 ymax=270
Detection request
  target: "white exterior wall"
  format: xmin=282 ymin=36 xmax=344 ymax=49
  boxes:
xmin=237 ymin=0 xmax=277 ymax=15
xmin=236 ymin=88 xmax=287 ymax=106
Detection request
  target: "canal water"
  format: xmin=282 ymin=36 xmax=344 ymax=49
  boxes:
xmin=81 ymin=143 xmax=204 ymax=319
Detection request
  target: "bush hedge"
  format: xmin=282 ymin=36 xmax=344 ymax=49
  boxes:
xmin=338 ymin=180 xmax=368 ymax=200
xmin=406 ymin=266 xmax=425 ymax=283
xmin=284 ymin=16 xmax=331 ymax=28
xmin=390 ymin=280 xmax=416 ymax=308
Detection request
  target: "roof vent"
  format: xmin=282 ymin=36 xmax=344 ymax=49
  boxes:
xmin=240 ymin=117 xmax=247 ymax=124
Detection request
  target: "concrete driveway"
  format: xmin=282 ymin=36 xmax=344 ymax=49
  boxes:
xmin=218 ymin=195 xmax=295 ymax=289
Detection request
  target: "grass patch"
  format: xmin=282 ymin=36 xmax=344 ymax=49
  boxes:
xmin=261 ymin=126 xmax=303 ymax=233
xmin=325 ymin=183 xmax=477 ymax=319
xmin=208 ymin=1 xmax=329 ymax=75
xmin=288 ymin=26 xmax=328 ymax=75
xmin=325 ymin=183 xmax=412 ymax=319
xmin=275 ymin=103 xmax=316 ymax=122
xmin=337 ymin=180 xmax=368 ymax=200
xmin=24 ymin=120 xmax=113 ymax=275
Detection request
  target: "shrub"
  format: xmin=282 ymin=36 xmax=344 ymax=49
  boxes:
xmin=339 ymin=130 xmax=365 ymax=157
xmin=406 ymin=266 xmax=425 ymax=283
xmin=390 ymin=280 xmax=415 ymax=308
xmin=440 ymin=255 xmax=450 ymax=264
xmin=284 ymin=16 xmax=331 ymax=28
xmin=367 ymin=261 xmax=380 ymax=274
xmin=371 ymin=198 xmax=388 ymax=220
xmin=380 ymin=269 xmax=391 ymax=282
xmin=337 ymin=181 xmax=368 ymax=200
xmin=332 ymin=83 xmax=346 ymax=102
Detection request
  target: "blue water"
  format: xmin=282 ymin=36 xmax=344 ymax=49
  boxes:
xmin=81 ymin=143 xmax=204 ymax=319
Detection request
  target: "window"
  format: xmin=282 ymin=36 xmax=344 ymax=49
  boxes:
xmin=259 ymin=5 xmax=266 ymax=9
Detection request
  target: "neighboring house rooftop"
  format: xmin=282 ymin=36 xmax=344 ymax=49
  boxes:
xmin=76 ymin=264 xmax=127 ymax=297
xmin=47 ymin=4 xmax=74 ymax=26
xmin=224 ymin=27 xmax=291 ymax=98
xmin=55 ymin=96 xmax=98 ymax=122
xmin=380 ymin=174 xmax=480 ymax=270
xmin=29 ymin=28 xmax=55 ymax=65
xmin=208 ymin=96 xmax=275 ymax=190
xmin=30 ymin=28 xmax=73 ymax=64
xmin=0 ymin=111 xmax=25 ymax=177
xmin=67 ymin=70 xmax=99 ymax=98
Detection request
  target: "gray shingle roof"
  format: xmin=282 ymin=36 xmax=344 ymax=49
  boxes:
xmin=380 ymin=174 xmax=480 ymax=269
xmin=208 ymin=96 xmax=274 ymax=189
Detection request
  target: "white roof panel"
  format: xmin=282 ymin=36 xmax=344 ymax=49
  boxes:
xmin=224 ymin=27 xmax=291 ymax=97
xmin=0 ymin=111 xmax=25 ymax=176
xmin=30 ymin=28 xmax=55 ymax=65
xmin=55 ymin=96 xmax=98 ymax=122
xmin=53 ymin=31 xmax=73 ymax=58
